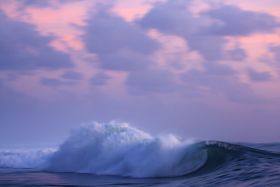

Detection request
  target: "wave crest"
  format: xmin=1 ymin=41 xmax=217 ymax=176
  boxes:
xmin=47 ymin=121 xmax=203 ymax=177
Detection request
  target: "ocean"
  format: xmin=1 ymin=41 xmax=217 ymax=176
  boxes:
xmin=0 ymin=122 xmax=280 ymax=186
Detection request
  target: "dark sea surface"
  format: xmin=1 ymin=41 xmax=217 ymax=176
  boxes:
xmin=1 ymin=141 xmax=280 ymax=187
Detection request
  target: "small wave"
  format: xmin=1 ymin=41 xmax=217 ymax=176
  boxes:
xmin=187 ymin=141 xmax=280 ymax=176
xmin=0 ymin=148 xmax=55 ymax=169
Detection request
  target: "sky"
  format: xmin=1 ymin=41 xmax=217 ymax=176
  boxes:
xmin=0 ymin=0 xmax=280 ymax=147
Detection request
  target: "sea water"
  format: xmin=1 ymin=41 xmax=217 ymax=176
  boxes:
xmin=0 ymin=122 xmax=280 ymax=186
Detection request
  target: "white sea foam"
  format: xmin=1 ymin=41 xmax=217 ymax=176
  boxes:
xmin=0 ymin=148 xmax=55 ymax=169
xmin=0 ymin=121 xmax=207 ymax=177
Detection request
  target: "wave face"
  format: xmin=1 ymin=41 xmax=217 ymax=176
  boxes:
xmin=1 ymin=121 xmax=280 ymax=180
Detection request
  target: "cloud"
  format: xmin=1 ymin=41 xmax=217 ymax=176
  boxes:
xmin=269 ymin=45 xmax=280 ymax=64
xmin=138 ymin=0 xmax=200 ymax=39
xmin=224 ymin=48 xmax=247 ymax=61
xmin=126 ymin=69 xmax=180 ymax=95
xmin=181 ymin=69 xmax=262 ymax=103
xmin=0 ymin=12 xmax=73 ymax=71
xmin=20 ymin=0 xmax=53 ymax=7
xmin=138 ymin=1 xmax=279 ymax=61
xmin=85 ymin=11 xmax=158 ymax=55
xmin=186 ymin=35 xmax=226 ymax=61
xmin=90 ymin=72 xmax=110 ymax=86
xmin=1 ymin=0 xmax=280 ymax=145
xmin=138 ymin=1 xmax=227 ymax=61
xmin=204 ymin=5 xmax=280 ymax=36
xmin=97 ymin=49 xmax=153 ymax=71
xmin=82 ymin=1 xmax=270 ymax=104
xmin=81 ymin=8 xmax=181 ymax=94
xmin=134 ymin=0 xmax=275 ymax=103
xmin=62 ymin=71 xmax=83 ymax=80
xmin=40 ymin=78 xmax=73 ymax=87
xmin=84 ymin=10 xmax=159 ymax=71
xmin=204 ymin=62 xmax=236 ymax=76
xmin=247 ymin=68 xmax=272 ymax=82
xmin=0 ymin=80 xmax=25 ymax=107
xmin=20 ymin=0 xmax=84 ymax=7
xmin=136 ymin=0 xmax=259 ymax=102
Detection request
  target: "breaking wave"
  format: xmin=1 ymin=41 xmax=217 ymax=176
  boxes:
xmin=0 ymin=148 xmax=55 ymax=169
xmin=1 ymin=121 xmax=280 ymax=178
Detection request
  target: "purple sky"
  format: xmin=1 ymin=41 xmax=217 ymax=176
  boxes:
xmin=0 ymin=0 xmax=280 ymax=147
